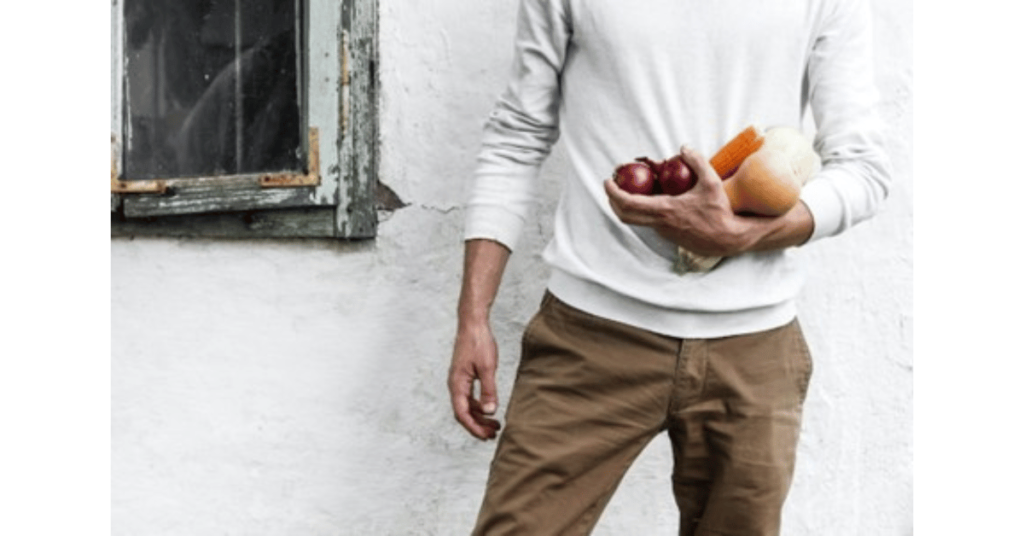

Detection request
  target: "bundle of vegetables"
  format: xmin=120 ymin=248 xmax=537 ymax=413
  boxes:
xmin=612 ymin=125 xmax=821 ymax=273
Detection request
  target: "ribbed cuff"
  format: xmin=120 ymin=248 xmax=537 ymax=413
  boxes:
xmin=463 ymin=204 xmax=526 ymax=252
xmin=799 ymin=178 xmax=844 ymax=243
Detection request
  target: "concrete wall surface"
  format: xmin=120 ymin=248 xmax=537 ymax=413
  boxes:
xmin=111 ymin=1 xmax=913 ymax=534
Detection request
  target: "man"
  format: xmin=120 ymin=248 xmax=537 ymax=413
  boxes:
xmin=448 ymin=0 xmax=892 ymax=534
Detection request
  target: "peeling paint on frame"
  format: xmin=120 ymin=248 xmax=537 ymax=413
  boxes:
xmin=110 ymin=0 xmax=379 ymax=239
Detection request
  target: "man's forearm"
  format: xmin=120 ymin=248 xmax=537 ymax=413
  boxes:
xmin=449 ymin=238 xmax=510 ymax=440
xmin=458 ymin=239 xmax=512 ymax=325
xmin=740 ymin=200 xmax=815 ymax=254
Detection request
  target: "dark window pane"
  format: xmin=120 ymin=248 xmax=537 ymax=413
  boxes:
xmin=124 ymin=0 xmax=303 ymax=180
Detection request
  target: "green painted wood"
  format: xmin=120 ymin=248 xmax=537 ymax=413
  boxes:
xmin=337 ymin=0 xmax=379 ymax=239
xmin=111 ymin=206 xmax=339 ymax=239
xmin=121 ymin=175 xmax=325 ymax=218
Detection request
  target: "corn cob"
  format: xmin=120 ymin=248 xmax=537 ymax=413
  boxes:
xmin=708 ymin=125 xmax=765 ymax=179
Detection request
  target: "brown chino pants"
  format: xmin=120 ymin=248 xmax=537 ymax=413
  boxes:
xmin=471 ymin=293 xmax=813 ymax=536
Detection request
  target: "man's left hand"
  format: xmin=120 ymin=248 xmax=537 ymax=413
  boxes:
xmin=604 ymin=146 xmax=758 ymax=257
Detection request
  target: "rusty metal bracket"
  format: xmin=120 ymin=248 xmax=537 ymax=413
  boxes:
xmin=259 ymin=127 xmax=321 ymax=188
xmin=110 ymin=135 xmax=167 ymax=194
xmin=111 ymin=128 xmax=319 ymax=192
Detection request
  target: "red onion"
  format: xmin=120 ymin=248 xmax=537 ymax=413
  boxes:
xmin=614 ymin=153 xmax=694 ymax=196
xmin=656 ymin=154 xmax=695 ymax=196
xmin=613 ymin=161 xmax=658 ymax=195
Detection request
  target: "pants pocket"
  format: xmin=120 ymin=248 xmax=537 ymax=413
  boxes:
xmin=790 ymin=320 xmax=814 ymax=404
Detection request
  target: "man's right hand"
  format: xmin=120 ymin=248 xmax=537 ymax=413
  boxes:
xmin=448 ymin=239 xmax=511 ymax=441
xmin=448 ymin=319 xmax=502 ymax=440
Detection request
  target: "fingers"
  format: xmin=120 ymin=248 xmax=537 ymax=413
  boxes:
xmin=468 ymin=398 xmax=502 ymax=434
xmin=477 ymin=362 xmax=499 ymax=416
xmin=470 ymin=365 xmax=501 ymax=438
xmin=604 ymin=179 xmax=669 ymax=226
xmin=676 ymin=146 xmax=722 ymax=193
xmin=448 ymin=373 xmax=476 ymax=433
xmin=449 ymin=367 xmax=501 ymax=441
xmin=451 ymin=384 xmax=499 ymax=440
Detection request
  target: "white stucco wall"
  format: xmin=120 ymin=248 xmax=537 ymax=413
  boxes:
xmin=111 ymin=1 xmax=913 ymax=534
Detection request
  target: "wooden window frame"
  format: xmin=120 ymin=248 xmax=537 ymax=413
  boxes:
xmin=110 ymin=0 xmax=378 ymax=239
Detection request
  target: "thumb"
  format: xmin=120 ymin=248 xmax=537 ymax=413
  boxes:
xmin=678 ymin=146 xmax=722 ymax=193
xmin=478 ymin=366 xmax=499 ymax=415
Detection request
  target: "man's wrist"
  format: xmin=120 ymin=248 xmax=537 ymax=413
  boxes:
xmin=723 ymin=216 xmax=765 ymax=256
xmin=457 ymin=310 xmax=490 ymax=329
xmin=737 ymin=201 xmax=815 ymax=254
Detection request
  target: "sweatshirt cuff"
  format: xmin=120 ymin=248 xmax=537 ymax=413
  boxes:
xmin=463 ymin=204 xmax=526 ymax=252
xmin=799 ymin=178 xmax=844 ymax=243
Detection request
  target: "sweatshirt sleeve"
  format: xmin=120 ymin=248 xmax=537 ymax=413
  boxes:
xmin=800 ymin=0 xmax=894 ymax=243
xmin=463 ymin=0 xmax=572 ymax=251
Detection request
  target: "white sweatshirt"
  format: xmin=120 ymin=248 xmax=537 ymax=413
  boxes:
xmin=465 ymin=0 xmax=893 ymax=338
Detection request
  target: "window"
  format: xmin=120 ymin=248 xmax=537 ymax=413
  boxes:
xmin=110 ymin=0 xmax=378 ymax=239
